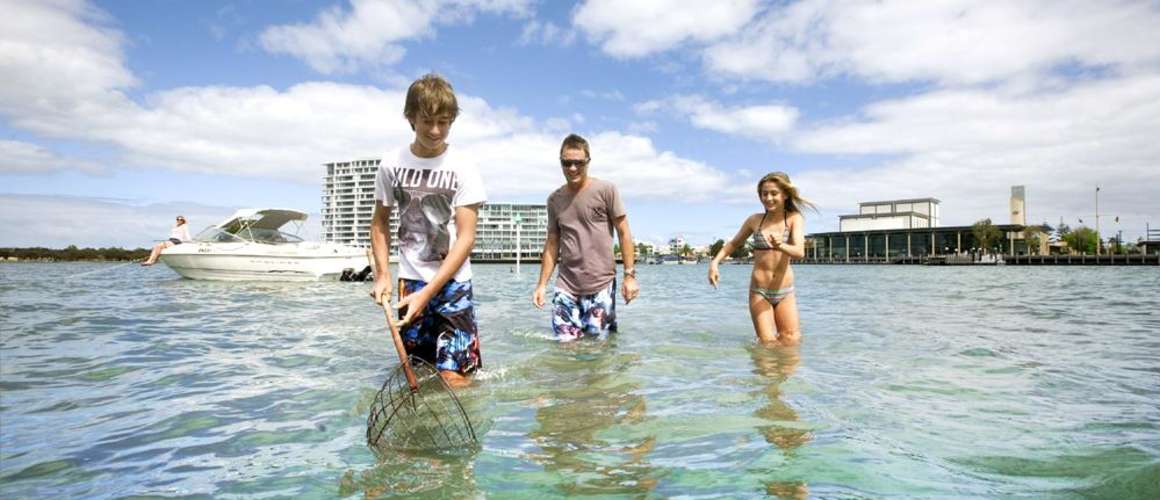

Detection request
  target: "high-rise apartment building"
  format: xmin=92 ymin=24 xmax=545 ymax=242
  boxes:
xmin=321 ymin=158 xmax=547 ymax=260
xmin=474 ymin=203 xmax=548 ymax=260
xmin=321 ymin=158 xmax=387 ymax=249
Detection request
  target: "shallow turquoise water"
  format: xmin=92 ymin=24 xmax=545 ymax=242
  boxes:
xmin=1 ymin=262 xmax=1158 ymax=498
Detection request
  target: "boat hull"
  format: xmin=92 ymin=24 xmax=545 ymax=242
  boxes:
xmin=159 ymin=244 xmax=367 ymax=281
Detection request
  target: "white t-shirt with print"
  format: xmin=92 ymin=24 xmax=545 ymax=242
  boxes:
xmin=374 ymin=145 xmax=486 ymax=283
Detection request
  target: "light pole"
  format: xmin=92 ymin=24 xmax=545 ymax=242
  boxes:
xmin=1084 ymin=186 xmax=1118 ymax=257
xmin=514 ymin=215 xmax=522 ymax=275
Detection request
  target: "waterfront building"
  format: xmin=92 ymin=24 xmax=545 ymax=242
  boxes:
xmin=838 ymin=198 xmax=940 ymax=232
xmin=1142 ymin=225 xmax=1160 ymax=255
xmin=809 ymin=193 xmax=1037 ymax=262
xmin=473 ymin=203 xmax=548 ymax=261
xmin=321 ymin=158 xmax=383 ymax=248
xmin=806 ymin=223 xmax=1027 ymax=262
xmin=321 ymin=158 xmax=547 ymax=260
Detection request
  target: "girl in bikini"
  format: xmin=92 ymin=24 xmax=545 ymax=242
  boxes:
xmin=708 ymin=172 xmax=814 ymax=346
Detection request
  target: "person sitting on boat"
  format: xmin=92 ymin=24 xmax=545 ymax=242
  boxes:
xmin=142 ymin=215 xmax=190 ymax=266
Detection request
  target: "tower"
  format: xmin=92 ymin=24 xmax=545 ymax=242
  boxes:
xmin=1010 ymin=185 xmax=1026 ymax=226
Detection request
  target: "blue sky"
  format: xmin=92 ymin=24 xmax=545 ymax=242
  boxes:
xmin=2 ymin=0 xmax=1158 ymax=248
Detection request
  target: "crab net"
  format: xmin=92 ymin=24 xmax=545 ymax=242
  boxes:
xmin=366 ymin=356 xmax=478 ymax=453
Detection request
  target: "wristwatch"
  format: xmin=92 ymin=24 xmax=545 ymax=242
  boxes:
xmin=623 ymin=268 xmax=637 ymax=279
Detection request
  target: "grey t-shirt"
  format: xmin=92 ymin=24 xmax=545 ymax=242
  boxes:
xmin=547 ymin=178 xmax=626 ymax=295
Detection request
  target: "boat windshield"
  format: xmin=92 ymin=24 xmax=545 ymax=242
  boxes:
xmin=241 ymin=228 xmax=304 ymax=244
xmin=194 ymin=226 xmax=245 ymax=243
xmin=193 ymin=226 xmax=303 ymax=244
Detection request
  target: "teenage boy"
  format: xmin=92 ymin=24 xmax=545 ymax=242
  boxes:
xmin=532 ymin=133 xmax=639 ymax=341
xmin=370 ymin=74 xmax=486 ymax=387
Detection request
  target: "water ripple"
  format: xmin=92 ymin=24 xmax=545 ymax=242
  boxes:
xmin=1 ymin=263 xmax=1157 ymax=497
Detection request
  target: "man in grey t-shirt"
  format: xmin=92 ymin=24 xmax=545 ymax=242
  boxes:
xmin=533 ymin=134 xmax=640 ymax=341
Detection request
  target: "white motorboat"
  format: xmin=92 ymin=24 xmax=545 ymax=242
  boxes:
xmin=159 ymin=208 xmax=367 ymax=281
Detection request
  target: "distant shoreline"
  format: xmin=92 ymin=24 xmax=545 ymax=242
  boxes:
xmin=1 ymin=247 xmax=149 ymax=262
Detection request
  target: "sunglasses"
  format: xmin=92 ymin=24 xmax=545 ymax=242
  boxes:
xmin=560 ymin=158 xmax=589 ymax=168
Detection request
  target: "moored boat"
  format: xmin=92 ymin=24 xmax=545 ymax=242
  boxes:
xmin=159 ymin=208 xmax=366 ymax=281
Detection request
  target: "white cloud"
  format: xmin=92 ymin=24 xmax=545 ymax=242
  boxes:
xmin=259 ymin=0 xmax=533 ymax=74
xmin=703 ymin=0 xmax=1160 ymax=85
xmin=452 ymin=131 xmax=734 ymax=202
xmin=579 ymin=89 xmax=625 ymax=101
xmin=518 ymin=19 xmax=576 ymax=46
xmin=0 ymin=0 xmax=137 ymax=136
xmin=0 ymin=140 xmax=103 ymax=173
xmin=573 ymin=0 xmax=758 ymax=58
xmin=626 ymin=120 xmax=658 ymax=135
xmin=789 ymin=74 xmax=1160 ymax=234
xmin=591 ymin=132 xmax=733 ymax=200
xmin=636 ymin=94 xmax=798 ymax=140
xmin=0 ymin=0 xmax=736 ymax=205
xmin=795 ymin=77 xmax=1160 ymax=156
xmin=543 ymin=117 xmax=571 ymax=133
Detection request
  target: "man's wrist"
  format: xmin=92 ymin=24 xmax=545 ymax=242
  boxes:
xmin=623 ymin=267 xmax=636 ymax=279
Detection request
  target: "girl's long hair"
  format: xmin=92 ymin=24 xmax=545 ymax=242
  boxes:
xmin=757 ymin=172 xmax=816 ymax=215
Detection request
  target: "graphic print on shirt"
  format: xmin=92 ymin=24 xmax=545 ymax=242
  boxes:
xmin=389 ymin=167 xmax=460 ymax=262
xmin=590 ymin=204 xmax=608 ymax=223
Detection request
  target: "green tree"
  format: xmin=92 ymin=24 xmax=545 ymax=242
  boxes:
xmin=1062 ymin=226 xmax=1099 ymax=254
xmin=0 ymin=246 xmax=148 ymax=261
xmin=971 ymin=219 xmax=1002 ymax=253
xmin=1026 ymin=233 xmax=1042 ymax=255
xmin=730 ymin=242 xmax=751 ymax=260
xmin=635 ymin=242 xmax=651 ymax=258
xmin=1108 ymin=237 xmax=1124 ymax=255
xmin=709 ymin=239 xmax=725 ymax=258
xmin=679 ymin=243 xmax=694 ymax=258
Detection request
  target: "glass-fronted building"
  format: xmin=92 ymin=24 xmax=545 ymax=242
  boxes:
xmin=806 ymin=223 xmax=1029 ymax=262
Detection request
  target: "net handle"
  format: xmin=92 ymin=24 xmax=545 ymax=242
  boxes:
xmin=381 ymin=298 xmax=419 ymax=391
xmin=367 ymin=249 xmax=419 ymax=391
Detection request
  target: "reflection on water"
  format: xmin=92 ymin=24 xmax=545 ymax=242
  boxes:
xmin=752 ymin=346 xmax=811 ymax=452
xmin=339 ymin=448 xmax=479 ymax=498
xmin=751 ymin=345 xmax=810 ymax=499
xmin=526 ymin=339 xmax=658 ymax=496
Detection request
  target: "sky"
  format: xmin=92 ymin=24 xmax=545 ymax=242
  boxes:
xmin=2 ymin=0 xmax=1158 ymax=249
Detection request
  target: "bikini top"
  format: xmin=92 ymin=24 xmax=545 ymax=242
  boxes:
xmin=750 ymin=211 xmax=789 ymax=251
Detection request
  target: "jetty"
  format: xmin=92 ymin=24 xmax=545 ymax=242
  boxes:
xmin=801 ymin=254 xmax=1158 ymax=266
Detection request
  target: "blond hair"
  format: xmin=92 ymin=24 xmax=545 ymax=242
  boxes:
xmin=403 ymin=73 xmax=459 ymax=121
xmin=757 ymin=171 xmax=816 ymax=215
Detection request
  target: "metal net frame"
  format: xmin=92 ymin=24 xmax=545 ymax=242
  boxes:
xmin=366 ymin=356 xmax=478 ymax=452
